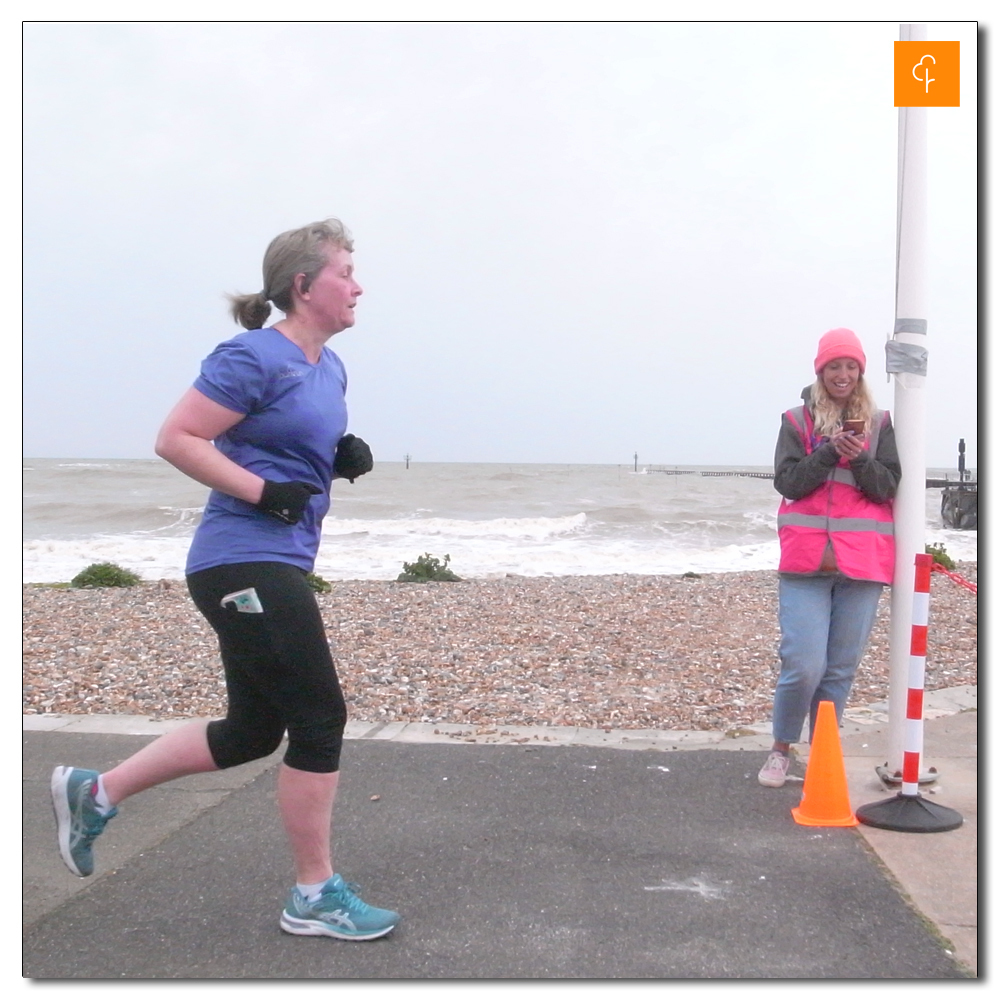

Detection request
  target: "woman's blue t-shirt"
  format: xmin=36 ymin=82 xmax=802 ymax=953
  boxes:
xmin=184 ymin=327 xmax=349 ymax=575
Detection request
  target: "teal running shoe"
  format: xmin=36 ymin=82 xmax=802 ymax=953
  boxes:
xmin=50 ymin=766 xmax=118 ymax=878
xmin=280 ymin=874 xmax=400 ymax=940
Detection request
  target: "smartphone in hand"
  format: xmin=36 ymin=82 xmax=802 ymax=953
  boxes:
xmin=842 ymin=419 xmax=866 ymax=436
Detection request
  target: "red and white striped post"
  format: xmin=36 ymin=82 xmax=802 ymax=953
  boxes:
xmin=900 ymin=553 xmax=932 ymax=796
xmin=856 ymin=554 xmax=962 ymax=832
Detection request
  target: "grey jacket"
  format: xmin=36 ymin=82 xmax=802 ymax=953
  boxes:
xmin=773 ymin=386 xmax=901 ymax=504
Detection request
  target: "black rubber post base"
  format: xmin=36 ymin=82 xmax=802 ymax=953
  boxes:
xmin=856 ymin=792 xmax=963 ymax=833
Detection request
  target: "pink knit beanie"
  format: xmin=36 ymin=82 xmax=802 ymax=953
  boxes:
xmin=814 ymin=328 xmax=867 ymax=374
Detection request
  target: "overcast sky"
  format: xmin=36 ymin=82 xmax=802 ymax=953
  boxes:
xmin=23 ymin=19 xmax=979 ymax=468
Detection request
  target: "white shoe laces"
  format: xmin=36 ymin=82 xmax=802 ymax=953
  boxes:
xmin=762 ymin=752 xmax=789 ymax=776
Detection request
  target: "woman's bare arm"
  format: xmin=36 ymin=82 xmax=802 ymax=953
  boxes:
xmin=154 ymin=387 xmax=265 ymax=504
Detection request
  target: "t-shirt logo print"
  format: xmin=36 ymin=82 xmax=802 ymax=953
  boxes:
xmin=276 ymin=366 xmax=305 ymax=379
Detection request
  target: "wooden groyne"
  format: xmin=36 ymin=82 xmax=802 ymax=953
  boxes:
xmin=926 ymin=478 xmax=978 ymax=489
xmin=643 ymin=468 xmax=773 ymax=479
xmin=636 ymin=466 xmax=774 ymax=479
xmin=698 ymin=471 xmax=774 ymax=479
xmin=646 ymin=467 xmax=974 ymax=487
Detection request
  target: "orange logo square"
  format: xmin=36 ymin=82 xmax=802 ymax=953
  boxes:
xmin=894 ymin=41 xmax=960 ymax=107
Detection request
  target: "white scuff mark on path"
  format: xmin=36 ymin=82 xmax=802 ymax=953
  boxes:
xmin=643 ymin=876 xmax=729 ymax=899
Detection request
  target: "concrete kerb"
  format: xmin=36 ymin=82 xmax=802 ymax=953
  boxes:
xmin=22 ymin=714 xmax=768 ymax=751
xmin=23 ymin=684 xmax=976 ymax=750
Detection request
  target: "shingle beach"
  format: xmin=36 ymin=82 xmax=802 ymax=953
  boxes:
xmin=23 ymin=566 xmax=977 ymax=731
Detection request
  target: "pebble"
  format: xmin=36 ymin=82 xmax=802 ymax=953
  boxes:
xmin=22 ymin=565 xmax=977 ymax=731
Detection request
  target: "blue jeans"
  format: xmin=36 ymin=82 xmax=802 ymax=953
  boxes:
xmin=772 ymin=574 xmax=884 ymax=744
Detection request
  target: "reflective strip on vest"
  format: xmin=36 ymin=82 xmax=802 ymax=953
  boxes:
xmin=777 ymin=513 xmax=894 ymax=535
xmin=830 ymin=467 xmax=857 ymax=488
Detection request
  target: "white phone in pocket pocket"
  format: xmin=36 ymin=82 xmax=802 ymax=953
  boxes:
xmin=220 ymin=587 xmax=264 ymax=613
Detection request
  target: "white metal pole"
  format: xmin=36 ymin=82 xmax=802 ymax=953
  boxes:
xmin=886 ymin=22 xmax=929 ymax=773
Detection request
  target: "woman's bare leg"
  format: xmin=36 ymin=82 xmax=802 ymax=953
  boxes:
xmin=101 ymin=720 xmax=218 ymax=805
xmin=277 ymin=764 xmax=339 ymax=884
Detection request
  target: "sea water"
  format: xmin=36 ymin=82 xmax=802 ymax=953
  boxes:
xmin=22 ymin=459 xmax=977 ymax=584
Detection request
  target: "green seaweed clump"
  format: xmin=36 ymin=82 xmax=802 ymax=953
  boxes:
xmin=397 ymin=553 xmax=462 ymax=583
xmin=70 ymin=562 xmax=142 ymax=588
xmin=306 ymin=572 xmax=332 ymax=593
xmin=925 ymin=543 xmax=955 ymax=571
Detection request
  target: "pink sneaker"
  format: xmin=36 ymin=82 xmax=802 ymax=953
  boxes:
xmin=757 ymin=751 xmax=791 ymax=788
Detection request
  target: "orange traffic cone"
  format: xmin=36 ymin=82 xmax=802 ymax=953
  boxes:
xmin=791 ymin=700 xmax=858 ymax=827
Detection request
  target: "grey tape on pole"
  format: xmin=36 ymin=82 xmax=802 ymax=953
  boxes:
xmin=893 ymin=318 xmax=927 ymax=334
xmin=885 ymin=339 xmax=928 ymax=376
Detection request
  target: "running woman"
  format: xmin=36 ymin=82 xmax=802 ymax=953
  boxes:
xmin=51 ymin=218 xmax=398 ymax=941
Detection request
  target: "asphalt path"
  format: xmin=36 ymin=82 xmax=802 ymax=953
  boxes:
xmin=23 ymin=731 xmax=968 ymax=980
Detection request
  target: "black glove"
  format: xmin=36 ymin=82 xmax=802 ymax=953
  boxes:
xmin=334 ymin=433 xmax=374 ymax=483
xmin=256 ymin=480 xmax=322 ymax=524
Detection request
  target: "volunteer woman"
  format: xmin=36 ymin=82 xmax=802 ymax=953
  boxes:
xmin=758 ymin=328 xmax=900 ymax=788
xmin=51 ymin=218 xmax=400 ymax=940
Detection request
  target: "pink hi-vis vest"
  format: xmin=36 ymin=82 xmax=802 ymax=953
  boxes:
xmin=776 ymin=406 xmax=895 ymax=584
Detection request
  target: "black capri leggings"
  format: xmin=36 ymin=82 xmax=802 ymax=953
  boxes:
xmin=186 ymin=561 xmax=347 ymax=773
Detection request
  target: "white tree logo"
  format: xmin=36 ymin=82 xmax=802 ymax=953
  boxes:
xmin=912 ymin=54 xmax=936 ymax=94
